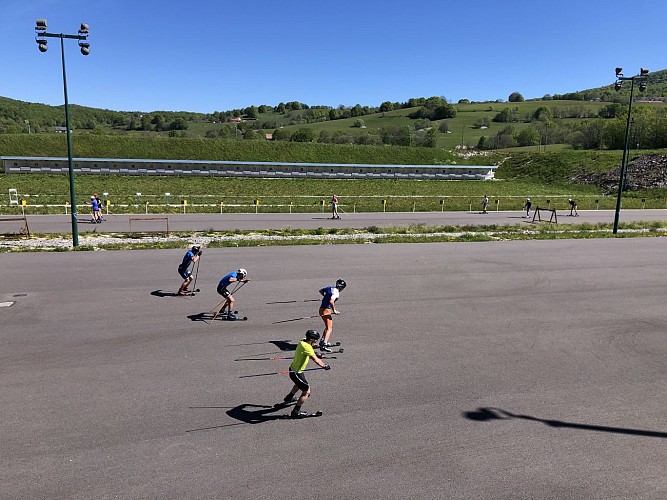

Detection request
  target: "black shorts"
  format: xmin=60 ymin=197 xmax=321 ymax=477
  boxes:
xmin=289 ymin=370 xmax=309 ymax=391
xmin=217 ymin=285 xmax=230 ymax=298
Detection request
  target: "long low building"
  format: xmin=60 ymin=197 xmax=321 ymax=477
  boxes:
xmin=1 ymin=156 xmax=496 ymax=180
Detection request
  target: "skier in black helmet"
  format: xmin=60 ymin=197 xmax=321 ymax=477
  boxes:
xmin=318 ymin=279 xmax=346 ymax=352
xmin=283 ymin=329 xmax=330 ymax=418
xmin=177 ymin=245 xmax=201 ymax=295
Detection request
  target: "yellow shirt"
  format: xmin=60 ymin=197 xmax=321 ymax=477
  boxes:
xmin=290 ymin=340 xmax=315 ymax=373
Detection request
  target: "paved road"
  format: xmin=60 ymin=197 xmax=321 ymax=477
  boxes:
xmin=12 ymin=208 xmax=667 ymax=233
xmin=1 ymin=240 xmax=666 ymax=499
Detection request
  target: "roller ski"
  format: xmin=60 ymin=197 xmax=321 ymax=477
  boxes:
xmin=286 ymin=410 xmax=323 ymax=419
xmin=178 ymin=288 xmax=200 ymax=296
xmin=319 ymin=341 xmax=341 ymax=353
xmin=219 ymin=312 xmax=248 ymax=321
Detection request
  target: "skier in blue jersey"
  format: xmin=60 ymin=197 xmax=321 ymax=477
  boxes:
xmin=318 ymin=279 xmax=346 ymax=352
xmin=177 ymin=245 xmax=201 ymax=295
xmin=217 ymin=269 xmax=249 ymax=318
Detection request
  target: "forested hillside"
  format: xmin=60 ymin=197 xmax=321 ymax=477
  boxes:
xmin=1 ymin=70 xmax=666 ymax=152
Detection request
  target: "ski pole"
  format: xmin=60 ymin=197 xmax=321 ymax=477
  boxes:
xmin=235 ymin=355 xmax=337 ymax=361
xmin=266 ymin=299 xmax=319 ymax=305
xmin=272 ymin=314 xmax=320 ymax=324
xmin=230 ymin=280 xmax=248 ymax=295
xmin=239 ymin=366 xmax=327 ymax=379
xmin=191 ymin=257 xmax=201 ymax=294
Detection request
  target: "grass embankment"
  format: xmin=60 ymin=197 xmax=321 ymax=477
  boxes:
xmin=2 ymin=136 xmax=667 ymax=214
xmin=3 ymin=149 xmax=667 ymax=213
xmin=0 ymin=134 xmax=491 ymax=165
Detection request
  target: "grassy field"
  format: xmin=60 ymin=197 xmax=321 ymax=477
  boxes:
xmin=2 ymin=126 xmax=667 ymax=215
xmin=2 ymin=171 xmax=665 ymax=215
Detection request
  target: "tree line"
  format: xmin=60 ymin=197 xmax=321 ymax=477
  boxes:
xmin=477 ymin=103 xmax=667 ymax=150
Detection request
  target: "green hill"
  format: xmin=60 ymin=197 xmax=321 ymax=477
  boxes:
xmin=1 ymin=70 xmax=666 ymax=152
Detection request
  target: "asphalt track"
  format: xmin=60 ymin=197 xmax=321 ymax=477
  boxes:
xmin=12 ymin=208 xmax=667 ymax=233
xmin=1 ymin=239 xmax=666 ymax=499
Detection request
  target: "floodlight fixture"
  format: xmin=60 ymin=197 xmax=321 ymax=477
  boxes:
xmin=36 ymin=37 xmax=48 ymax=52
xmin=612 ymin=65 xmax=649 ymax=235
xmin=33 ymin=19 xmax=91 ymax=247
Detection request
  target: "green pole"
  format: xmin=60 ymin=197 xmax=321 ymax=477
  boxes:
xmin=612 ymin=78 xmax=635 ymax=235
xmin=60 ymin=34 xmax=79 ymax=246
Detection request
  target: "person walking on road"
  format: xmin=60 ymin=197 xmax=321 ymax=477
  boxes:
xmin=481 ymin=195 xmax=489 ymax=214
xmin=283 ymin=329 xmax=330 ymax=418
xmin=318 ymin=279 xmax=346 ymax=352
xmin=177 ymin=245 xmax=201 ymax=295
xmin=90 ymin=196 xmax=100 ymax=223
xmin=93 ymin=193 xmax=104 ymax=222
xmin=568 ymin=198 xmax=579 ymax=216
xmin=331 ymin=194 xmax=340 ymax=219
xmin=217 ymin=269 xmax=249 ymax=318
xmin=522 ymin=197 xmax=532 ymax=218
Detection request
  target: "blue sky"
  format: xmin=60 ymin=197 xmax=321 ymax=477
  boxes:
xmin=2 ymin=0 xmax=666 ymax=113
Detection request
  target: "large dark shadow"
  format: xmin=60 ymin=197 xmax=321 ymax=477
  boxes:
xmin=151 ymin=289 xmax=179 ymax=298
xmin=187 ymin=312 xmax=211 ymax=322
xmin=270 ymin=340 xmax=297 ymax=351
xmin=463 ymin=407 xmax=667 ymax=439
xmin=186 ymin=403 xmax=291 ymax=432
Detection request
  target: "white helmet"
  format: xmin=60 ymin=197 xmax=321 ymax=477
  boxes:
xmin=237 ymin=268 xmax=247 ymax=277
xmin=526 ymin=198 xmax=530 ymax=201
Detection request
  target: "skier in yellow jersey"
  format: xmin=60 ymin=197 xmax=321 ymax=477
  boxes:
xmin=283 ymin=330 xmax=330 ymax=418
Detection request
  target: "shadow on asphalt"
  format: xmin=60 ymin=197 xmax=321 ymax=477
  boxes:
xmin=186 ymin=403 xmax=292 ymax=432
xmin=150 ymin=289 xmax=179 ymax=297
xmin=270 ymin=340 xmax=297 ymax=351
xmin=463 ymin=407 xmax=667 ymax=439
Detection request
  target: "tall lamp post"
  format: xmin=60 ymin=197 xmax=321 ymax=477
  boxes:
xmin=612 ymin=67 xmax=648 ymax=235
xmin=34 ymin=19 xmax=90 ymax=247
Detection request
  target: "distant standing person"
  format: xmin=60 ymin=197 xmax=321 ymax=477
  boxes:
xmin=568 ymin=198 xmax=578 ymax=216
xmin=331 ymin=194 xmax=340 ymax=219
xmin=90 ymin=196 xmax=100 ymax=223
xmin=522 ymin=197 xmax=532 ymax=218
xmin=282 ymin=329 xmax=330 ymax=418
xmin=93 ymin=193 xmax=103 ymax=222
xmin=481 ymin=195 xmax=489 ymax=214
xmin=318 ymin=279 xmax=346 ymax=352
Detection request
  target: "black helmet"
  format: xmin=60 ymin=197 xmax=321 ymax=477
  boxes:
xmin=192 ymin=245 xmax=201 ymax=253
xmin=335 ymin=279 xmax=346 ymax=290
xmin=305 ymin=330 xmax=320 ymax=341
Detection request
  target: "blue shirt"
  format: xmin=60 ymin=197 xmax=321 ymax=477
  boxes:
xmin=219 ymin=271 xmax=239 ymax=288
xmin=179 ymin=250 xmax=196 ymax=269
xmin=320 ymin=286 xmax=340 ymax=309
xmin=91 ymin=199 xmax=99 ymax=211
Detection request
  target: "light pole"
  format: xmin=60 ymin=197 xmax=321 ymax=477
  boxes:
xmin=612 ymin=67 xmax=648 ymax=234
xmin=461 ymin=125 xmax=466 ymax=150
xmin=34 ymin=19 xmax=90 ymax=247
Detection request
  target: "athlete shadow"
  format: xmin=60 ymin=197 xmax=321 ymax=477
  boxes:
xmin=271 ymin=340 xmax=297 ymax=351
xmin=463 ymin=407 xmax=667 ymax=439
xmin=151 ymin=289 xmax=178 ymax=298
xmin=187 ymin=312 xmax=214 ymax=322
xmin=186 ymin=403 xmax=289 ymax=432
